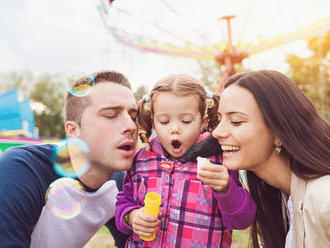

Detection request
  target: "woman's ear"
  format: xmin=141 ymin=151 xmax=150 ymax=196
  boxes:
xmin=273 ymin=135 xmax=282 ymax=147
xmin=65 ymin=121 xmax=81 ymax=138
xmin=200 ymin=115 xmax=209 ymax=133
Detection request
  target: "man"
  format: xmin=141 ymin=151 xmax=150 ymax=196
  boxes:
xmin=0 ymin=71 xmax=138 ymax=247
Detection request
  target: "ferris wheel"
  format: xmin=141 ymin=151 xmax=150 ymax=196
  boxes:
xmin=97 ymin=0 xmax=330 ymax=90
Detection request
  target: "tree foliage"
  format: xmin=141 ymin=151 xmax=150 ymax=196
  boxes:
xmin=287 ymin=31 xmax=330 ymax=119
xmin=29 ymin=75 xmax=66 ymax=138
xmin=134 ymin=85 xmax=148 ymax=103
xmin=0 ymin=73 xmax=153 ymax=138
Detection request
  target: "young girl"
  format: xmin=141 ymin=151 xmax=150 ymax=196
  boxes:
xmin=115 ymin=74 xmax=256 ymax=247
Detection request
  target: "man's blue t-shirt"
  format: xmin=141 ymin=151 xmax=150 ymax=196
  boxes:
xmin=0 ymin=144 xmax=127 ymax=247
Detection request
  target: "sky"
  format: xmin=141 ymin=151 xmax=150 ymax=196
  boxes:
xmin=0 ymin=0 xmax=329 ymax=91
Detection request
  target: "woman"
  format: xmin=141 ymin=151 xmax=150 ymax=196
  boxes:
xmin=185 ymin=70 xmax=330 ymax=248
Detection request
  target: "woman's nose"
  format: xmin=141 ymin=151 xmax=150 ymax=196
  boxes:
xmin=212 ymin=121 xmax=229 ymax=139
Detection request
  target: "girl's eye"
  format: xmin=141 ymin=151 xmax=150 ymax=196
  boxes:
xmin=160 ymin=121 xmax=169 ymax=125
xmin=182 ymin=121 xmax=191 ymax=124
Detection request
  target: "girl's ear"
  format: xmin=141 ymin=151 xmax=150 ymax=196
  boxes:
xmin=200 ymin=115 xmax=209 ymax=133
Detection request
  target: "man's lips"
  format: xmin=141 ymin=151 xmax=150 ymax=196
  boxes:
xmin=117 ymin=140 xmax=136 ymax=155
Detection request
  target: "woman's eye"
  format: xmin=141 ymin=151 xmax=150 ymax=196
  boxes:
xmin=231 ymin=121 xmax=243 ymax=126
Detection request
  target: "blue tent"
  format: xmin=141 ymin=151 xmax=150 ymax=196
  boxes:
xmin=19 ymin=99 xmax=35 ymax=136
xmin=0 ymin=89 xmax=35 ymax=136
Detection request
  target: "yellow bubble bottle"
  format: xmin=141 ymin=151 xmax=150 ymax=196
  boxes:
xmin=140 ymin=192 xmax=161 ymax=241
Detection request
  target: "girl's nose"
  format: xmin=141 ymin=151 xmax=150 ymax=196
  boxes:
xmin=170 ymin=123 xmax=181 ymax=135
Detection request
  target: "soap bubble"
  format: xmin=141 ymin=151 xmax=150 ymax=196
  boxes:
xmin=52 ymin=138 xmax=90 ymax=178
xmin=45 ymin=177 xmax=87 ymax=219
xmin=64 ymin=70 xmax=95 ymax=97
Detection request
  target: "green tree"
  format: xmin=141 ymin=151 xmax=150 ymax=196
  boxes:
xmin=0 ymin=71 xmax=33 ymax=98
xmin=197 ymin=60 xmax=221 ymax=91
xmin=134 ymin=85 xmax=148 ymax=103
xmin=287 ymin=31 xmax=330 ymax=119
xmin=29 ymin=75 xmax=66 ymax=138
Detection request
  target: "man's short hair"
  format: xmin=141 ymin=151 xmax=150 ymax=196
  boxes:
xmin=64 ymin=71 xmax=131 ymax=125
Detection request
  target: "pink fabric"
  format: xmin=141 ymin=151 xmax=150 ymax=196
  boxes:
xmin=116 ymin=134 xmax=256 ymax=247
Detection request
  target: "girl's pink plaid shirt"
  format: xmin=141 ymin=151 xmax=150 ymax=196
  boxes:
xmin=116 ymin=135 xmax=256 ymax=248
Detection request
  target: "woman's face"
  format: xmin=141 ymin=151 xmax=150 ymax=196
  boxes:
xmin=212 ymin=85 xmax=275 ymax=171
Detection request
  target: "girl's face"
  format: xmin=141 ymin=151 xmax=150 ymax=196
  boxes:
xmin=212 ymin=85 xmax=275 ymax=171
xmin=153 ymin=92 xmax=205 ymax=159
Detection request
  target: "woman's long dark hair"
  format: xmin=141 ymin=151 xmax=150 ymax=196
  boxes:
xmin=209 ymin=70 xmax=330 ymax=248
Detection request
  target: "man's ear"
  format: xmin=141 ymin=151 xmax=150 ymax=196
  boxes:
xmin=65 ymin=121 xmax=81 ymax=138
xmin=200 ymin=115 xmax=209 ymax=133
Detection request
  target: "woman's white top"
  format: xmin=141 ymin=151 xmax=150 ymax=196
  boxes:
xmin=285 ymin=195 xmax=293 ymax=248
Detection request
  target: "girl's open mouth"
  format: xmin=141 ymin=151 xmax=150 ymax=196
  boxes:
xmin=171 ymin=139 xmax=183 ymax=153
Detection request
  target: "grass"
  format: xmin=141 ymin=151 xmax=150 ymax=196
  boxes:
xmin=83 ymin=226 xmax=116 ymax=248
xmin=84 ymin=226 xmax=251 ymax=248
xmin=232 ymin=228 xmax=251 ymax=248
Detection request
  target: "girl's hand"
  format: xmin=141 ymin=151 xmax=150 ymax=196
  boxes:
xmin=197 ymin=162 xmax=230 ymax=194
xmin=128 ymin=208 xmax=160 ymax=238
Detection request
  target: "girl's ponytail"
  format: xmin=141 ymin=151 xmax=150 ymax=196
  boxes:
xmin=207 ymin=94 xmax=220 ymax=132
xmin=137 ymin=96 xmax=153 ymax=143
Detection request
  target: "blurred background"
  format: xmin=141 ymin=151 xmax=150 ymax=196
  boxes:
xmin=0 ymin=0 xmax=329 ymax=246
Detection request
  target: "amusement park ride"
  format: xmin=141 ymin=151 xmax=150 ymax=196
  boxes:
xmin=97 ymin=0 xmax=330 ymax=92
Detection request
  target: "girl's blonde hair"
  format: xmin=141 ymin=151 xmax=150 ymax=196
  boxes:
xmin=138 ymin=74 xmax=212 ymax=143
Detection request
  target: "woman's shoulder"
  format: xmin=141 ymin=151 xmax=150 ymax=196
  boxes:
xmin=304 ymin=175 xmax=330 ymax=217
xmin=307 ymin=175 xmax=330 ymax=194
xmin=306 ymin=175 xmax=330 ymax=238
xmin=292 ymin=174 xmax=330 ymax=209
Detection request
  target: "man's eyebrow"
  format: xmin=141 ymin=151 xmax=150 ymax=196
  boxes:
xmin=98 ymin=106 xmax=123 ymax=112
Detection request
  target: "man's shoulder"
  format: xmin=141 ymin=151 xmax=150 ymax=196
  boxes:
xmin=5 ymin=143 xmax=54 ymax=155
xmin=0 ymin=143 xmax=58 ymax=184
xmin=1 ymin=143 xmax=54 ymax=164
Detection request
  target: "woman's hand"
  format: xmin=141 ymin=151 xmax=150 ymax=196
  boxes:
xmin=128 ymin=208 xmax=160 ymax=238
xmin=197 ymin=162 xmax=230 ymax=194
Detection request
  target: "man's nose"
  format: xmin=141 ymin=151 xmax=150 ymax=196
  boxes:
xmin=122 ymin=114 xmax=137 ymax=134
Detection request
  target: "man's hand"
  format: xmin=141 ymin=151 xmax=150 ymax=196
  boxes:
xmin=197 ymin=162 xmax=230 ymax=194
xmin=128 ymin=208 xmax=160 ymax=238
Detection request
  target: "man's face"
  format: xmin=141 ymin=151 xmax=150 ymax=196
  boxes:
xmin=77 ymin=82 xmax=138 ymax=173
